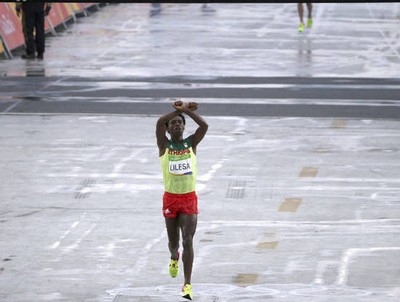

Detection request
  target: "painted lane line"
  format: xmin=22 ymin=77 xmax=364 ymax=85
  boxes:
xmin=336 ymin=247 xmax=400 ymax=285
xmin=133 ymin=229 xmax=167 ymax=276
xmin=1 ymin=101 xmax=21 ymax=114
xmin=61 ymin=223 xmax=97 ymax=255
xmin=49 ymin=220 xmax=80 ymax=249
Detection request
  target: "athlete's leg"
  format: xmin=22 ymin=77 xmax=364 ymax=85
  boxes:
xmin=165 ymin=217 xmax=180 ymax=260
xmin=306 ymin=1 xmax=313 ymax=19
xmin=178 ymin=214 xmax=197 ymax=285
xmin=297 ymin=2 xmax=304 ymax=24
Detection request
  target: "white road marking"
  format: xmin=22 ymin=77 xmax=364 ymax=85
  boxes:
xmin=133 ymin=229 xmax=167 ymax=275
xmin=49 ymin=220 xmax=81 ymax=249
xmin=61 ymin=224 xmax=96 ymax=255
xmin=336 ymin=247 xmax=400 ymax=285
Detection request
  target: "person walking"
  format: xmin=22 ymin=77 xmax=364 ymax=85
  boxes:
xmin=298 ymin=1 xmax=313 ymax=32
xmin=16 ymin=2 xmax=52 ymax=59
xmin=156 ymin=99 xmax=208 ymax=300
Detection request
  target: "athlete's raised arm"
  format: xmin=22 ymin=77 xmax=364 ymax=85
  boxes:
xmin=156 ymin=108 xmax=182 ymax=156
xmin=181 ymin=104 xmax=208 ymax=153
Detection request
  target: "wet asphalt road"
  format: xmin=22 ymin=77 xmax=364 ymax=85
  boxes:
xmin=1 ymin=75 xmax=400 ymax=118
xmin=0 ymin=3 xmax=400 ymax=302
xmin=0 ymin=3 xmax=399 ymax=118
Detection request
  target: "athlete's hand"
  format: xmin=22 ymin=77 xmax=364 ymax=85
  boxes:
xmin=173 ymin=99 xmax=186 ymax=111
xmin=187 ymin=102 xmax=198 ymax=111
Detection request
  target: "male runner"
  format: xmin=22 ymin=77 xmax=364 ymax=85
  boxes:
xmin=156 ymin=99 xmax=208 ymax=300
xmin=298 ymin=1 xmax=313 ymax=32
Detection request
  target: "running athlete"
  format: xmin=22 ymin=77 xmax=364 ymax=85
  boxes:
xmin=297 ymin=1 xmax=313 ymax=32
xmin=156 ymin=99 xmax=208 ymax=300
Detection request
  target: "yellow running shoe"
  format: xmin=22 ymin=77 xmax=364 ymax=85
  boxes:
xmin=307 ymin=18 xmax=313 ymax=28
xmin=169 ymin=251 xmax=179 ymax=278
xmin=181 ymin=284 xmax=193 ymax=300
xmin=298 ymin=22 xmax=304 ymax=32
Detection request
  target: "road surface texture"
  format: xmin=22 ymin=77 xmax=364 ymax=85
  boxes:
xmin=0 ymin=3 xmax=399 ymax=302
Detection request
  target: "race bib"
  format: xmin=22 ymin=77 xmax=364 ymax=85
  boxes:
xmin=169 ymin=158 xmax=193 ymax=175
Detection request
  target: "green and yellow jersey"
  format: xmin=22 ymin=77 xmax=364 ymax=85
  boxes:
xmin=160 ymin=138 xmax=197 ymax=194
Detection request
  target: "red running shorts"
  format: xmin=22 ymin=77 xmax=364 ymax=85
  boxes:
xmin=162 ymin=191 xmax=198 ymax=218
